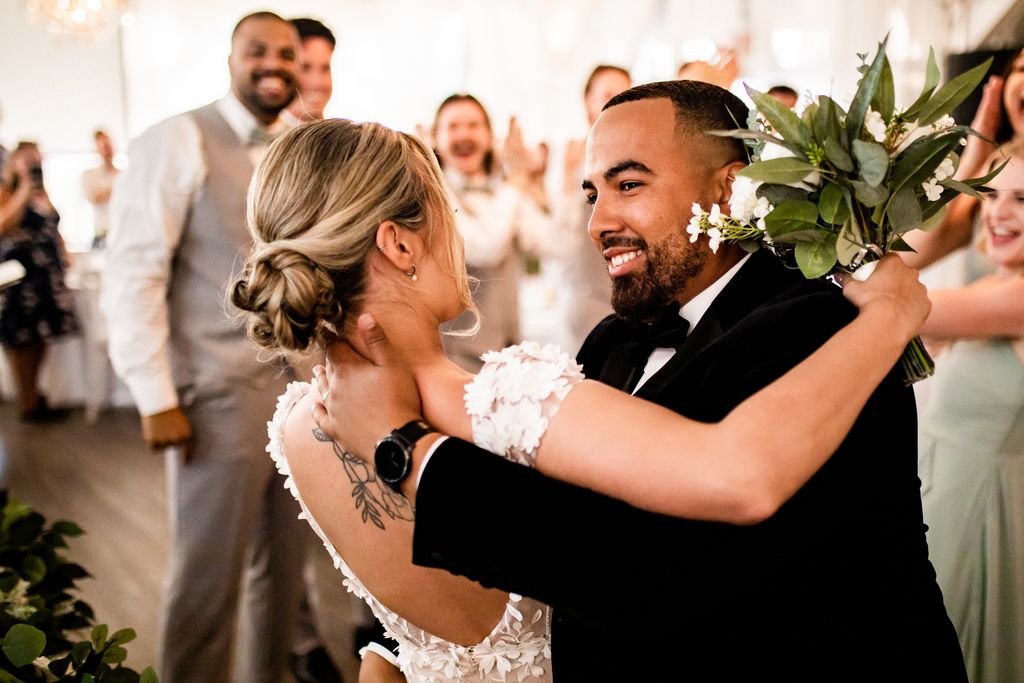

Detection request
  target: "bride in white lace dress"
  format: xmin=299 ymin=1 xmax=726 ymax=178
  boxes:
xmin=230 ymin=119 xmax=930 ymax=681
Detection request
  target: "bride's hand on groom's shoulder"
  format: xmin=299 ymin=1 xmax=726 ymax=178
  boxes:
xmin=311 ymin=313 xmax=423 ymax=462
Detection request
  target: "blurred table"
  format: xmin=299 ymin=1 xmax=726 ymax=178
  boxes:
xmin=0 ymin=250 xmax=133 ymax=421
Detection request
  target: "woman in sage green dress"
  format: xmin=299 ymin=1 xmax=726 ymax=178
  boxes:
xmin=917 ymin=144 xmax=1024 ymax=682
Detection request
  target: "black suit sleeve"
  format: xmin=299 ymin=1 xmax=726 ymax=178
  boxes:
xmin=413 ymin=439 xmax=761 ymax=634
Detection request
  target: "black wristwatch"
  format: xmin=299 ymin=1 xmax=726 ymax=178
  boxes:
xmin=374 ymin=419 xmax=435 ymax=494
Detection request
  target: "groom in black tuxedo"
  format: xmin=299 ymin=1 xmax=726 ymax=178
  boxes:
xmin=324 ymin=81 xmax=966 ymax=680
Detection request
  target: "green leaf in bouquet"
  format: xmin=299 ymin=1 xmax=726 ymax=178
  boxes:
xmin=710 ymin=130 xmax=803 ymax=156
xmin=852 ymin=139 xmax=889 ymax=186
xmin=818 ymin=182 xmax=848 ymax=224
xmin=846 ymin=36 xmax=889 ymax=144
xmin=764 ymin=200 xmax=820 ymax=240
xmin=964 ymin=157 xmax=1010 ymax=187
xmin=836 ymin=217 xmax=865 ymax=266
xmin=851 ymin=180 xmax=890 ymax=207
xmin=815 ymin=96 xmax=845 ymax=141
xmin=795 ymin=236 xmax=838 ymax=279
xmin=745 ymin=85 xmax=808 ymax=147
xmin=756 ymin=183 xmax=809 ymax=205
xmin=916 ymin=57 xmax=993 ymax=126
xmin=902 ymin=47 xmax=941 ymax=120
xmin=739 ymin=158 xmax=819 ymax=185
xmin=887 ymin=186 xmax=924 ymax=233
xmin=888 ymin=235 xmax=915 ymax=251
xmin=918 ymin=204 xmax=949 ymax=231
xmin=2 ymin=624 xmax=46 ymax=667
xmin=889 ymin=131 xmax=962 ymax=200
xmin=940 ymin=177 xmax=984 ymax=199
xmin=824 ymin=136 xmax=854 ymax=172
xmin=921 ymin=185 xmax=961 ymax=221
xmin=871 ymin=54 xmax=895 ymax=120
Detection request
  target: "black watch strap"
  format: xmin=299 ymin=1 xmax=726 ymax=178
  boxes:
xmin=375 ymin=419 xmax=435 ymax=494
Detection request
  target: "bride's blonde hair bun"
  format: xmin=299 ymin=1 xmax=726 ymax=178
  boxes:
xmin=230 ymin=118 xmax=472 ymax=354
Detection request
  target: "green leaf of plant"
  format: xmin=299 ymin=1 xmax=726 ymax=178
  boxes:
xmin=872 ymin=54 xmax=895 ymax=120
xmin=818 ymin=182 xmax=845 ymax=223
xmin=1 ymin=501 xmax=32 ymax=537
xmin=108 ymin=629 xmax=136 ymax=647
xmin=852 ymin=139 xmax=889 ymax=186
xmin=0 ymin=670 xmax=25 ymax=683
xmin=851 ymin=180 xmax=890 ymax=207
xmin=21 ymin=555 xmax=46 ymax=584
xmin=917 ymin=57 xmax=993 ymax=126
xmin=101 ymin=645 xmax=128 ymax=664
xmin=0 ymin=572 xmax=18 ymax=593
xmin=847 ymin=36 xmax=889 ymax=144
xmin=48 ymin=655 xmax=72 ymax=677
xmin=889 ymin=235 xmax=915 ymax=251
xmin=764 ymin=200 xmax=820 ymax=240
xmin=903 ymin=47 xmax=941 ymax=120
xmin=836 ymin=218 xmax=865 ymax=266
xmin=2 ymin=624 xmax=46 ymax=667
xmin=887 ymin=186 xmax=923 ymax=233
xmin=824 ymin=137 xmax=854 ymax=172
xmin=940 ymin=177 xmax=983 ymax=199
xmin=91 ymin=624 xmax=108 ymax=651
xmin=815 ymin=96 xmax=844 ymax=141
xmin=889 ymin=131 xmax=962 ymax=200
xmin=746 ymin=84 xmax=807 ymax=147
xmin=52 ymin=521 xmax=84 ymax=538
xmin=796 ymin=236 xmax=838 ymax=279
xmin=710 ymin=129 xmax=803 ymax=155
xmin=738 ymin=158 xmax=818 ymax=185
xmin=964 ymin=157 xmax=1010 ymax=187
xmin=71 ymin=640 xmax=92 ymax=666
xmin=756 ymin=183 xmax=809 ymax=205
xmin=83 ymin=675 xmax=95 ymax=683
xmin=140 ymin=666 xmax=159 ymax=683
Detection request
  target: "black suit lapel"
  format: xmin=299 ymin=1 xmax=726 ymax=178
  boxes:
xmin=634 ymin=250 xmax=803 ymax=401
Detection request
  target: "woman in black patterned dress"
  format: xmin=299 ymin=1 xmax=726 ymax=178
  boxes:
xmin=0 ymin=142 xmax=79 ymax=420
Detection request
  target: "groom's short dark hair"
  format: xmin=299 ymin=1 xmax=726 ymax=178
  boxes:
xmin=604 ymin=80 xmax=749 ymax=166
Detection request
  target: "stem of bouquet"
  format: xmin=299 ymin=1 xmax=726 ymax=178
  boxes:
xmin=839 ymin=246 xmax=935 ymax=386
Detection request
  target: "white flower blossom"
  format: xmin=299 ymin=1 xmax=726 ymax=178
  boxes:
xmin=728 ymin=175 xmax=759 ymax=222
xmin=865 ymin=108 xmax=888 ymax=143
xmin=933 ymin=155 xmax=955 ymax=182
xmin=707 ymin=203 xmax=724 ymax=227
xmin=686 ymin=219 xmax=702 ymax=243
xmin=932 ymin=114 xmax=956 ymax=132
xmin=707 ymin=226 xmax=723 ymax=254
xmin=922 ymin=178 xmax=942 ymax=201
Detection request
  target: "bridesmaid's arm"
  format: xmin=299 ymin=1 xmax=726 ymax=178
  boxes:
xmin=922 ymin=276 xmax=1024 ymax=339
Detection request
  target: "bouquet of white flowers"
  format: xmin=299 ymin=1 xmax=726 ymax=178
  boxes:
xmin=689 ymin=36 xmax=1004 ymax=384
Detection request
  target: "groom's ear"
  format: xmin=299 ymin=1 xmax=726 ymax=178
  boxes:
xmin=712 ymin=161 xmax=748 ymax=206
xmin=374 ymin=221 xmax=423 ymax=274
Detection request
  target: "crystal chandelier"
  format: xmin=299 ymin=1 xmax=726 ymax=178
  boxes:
xmin=26 ymin=0 xmax=132 ymax=40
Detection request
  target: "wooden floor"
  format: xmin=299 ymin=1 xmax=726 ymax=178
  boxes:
xmin=0 ymin=400 xmax=365 ymax=681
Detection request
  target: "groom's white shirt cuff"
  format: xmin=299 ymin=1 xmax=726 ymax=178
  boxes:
xmin=416 ymin=435 xmax=450 ymax=487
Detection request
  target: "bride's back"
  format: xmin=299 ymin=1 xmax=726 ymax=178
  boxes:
xmin=279 ymin=386 xmax=509 ymax=644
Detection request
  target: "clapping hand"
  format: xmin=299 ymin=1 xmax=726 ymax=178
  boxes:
xmin=311 ymin=313 xmax=423 ymax=463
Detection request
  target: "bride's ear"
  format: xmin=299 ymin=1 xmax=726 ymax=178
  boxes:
xmin=374 ymin=221 xmax=423 ymax=274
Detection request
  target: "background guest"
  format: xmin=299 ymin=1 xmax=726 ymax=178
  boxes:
xmin=81 ymin=129 xmax=118 ymax=249
xmin=676 ymin=48 xmax=740 ymax=88
xmin=560 ymin=64 xmax=631 ymax=350
xmin=432 ymin=93 xmax=556 ymax=371
xmin=0 ymin=141 xmax=78 ymax=421
xmin=283 ymin=17 xmax=336 ymax=126
xmin=914 ymin=142 xmax=1024 ymax=683
xmin=767 ymin=84 xmax=799 ymax=109
xmin=102 ymin=12 xmax=307 ymax=682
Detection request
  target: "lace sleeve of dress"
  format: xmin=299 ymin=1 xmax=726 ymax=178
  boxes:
xmin=464 ymin=341 xmax=584 ymax=468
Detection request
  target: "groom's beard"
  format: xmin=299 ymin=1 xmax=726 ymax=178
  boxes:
xmin=607 ymin=230 xmax=707 ymax=323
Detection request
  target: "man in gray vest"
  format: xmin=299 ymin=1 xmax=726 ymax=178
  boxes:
xmin=103 ymin=12 xmax=305 ymax=682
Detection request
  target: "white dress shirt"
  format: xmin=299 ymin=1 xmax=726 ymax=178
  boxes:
xmin=445 ymin=168 xmax=561 ymax=267
xmin=632 ymin=254 xmax=751 ymax=393
xmin=102 ymin=93 xmax=287 ymax=416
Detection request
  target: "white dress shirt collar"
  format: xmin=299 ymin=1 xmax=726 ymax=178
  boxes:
xmin=679 ymin=253 xmax=751 ymax=331
xmin=215 ymin=92 xmax=288 ymax=144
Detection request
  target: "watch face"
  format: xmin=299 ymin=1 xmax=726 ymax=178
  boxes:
xmin=376 ymin=439 xmax=409 ymax=482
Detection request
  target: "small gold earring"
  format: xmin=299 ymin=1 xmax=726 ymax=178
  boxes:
xmin=405 ymin=265 xmax=418 ymax=281
xmin=376 ymin=244 xmax=384 ymax=252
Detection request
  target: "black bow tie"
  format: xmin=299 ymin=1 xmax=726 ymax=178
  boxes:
xmin=623 ymin=304 xmax=690 ymax=367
